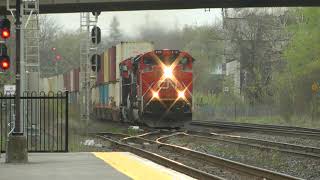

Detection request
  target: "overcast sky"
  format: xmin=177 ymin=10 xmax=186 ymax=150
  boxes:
xmin=48 ymin=9 xmax=222 ymax=37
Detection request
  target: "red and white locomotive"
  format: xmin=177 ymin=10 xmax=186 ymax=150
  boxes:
xmin=119 ymin=49 xmax=194 ymax=127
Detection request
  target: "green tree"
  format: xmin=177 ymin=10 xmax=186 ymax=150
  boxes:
xmin=183 ymin=25 xmax=224 ymax=93
xmin=284 ymin=8 xmax=320 ymax=76
xmin=223 ymin=9 xmax=289 ymax=105
xmin=281 ymin=8 xmax=320 ymax=117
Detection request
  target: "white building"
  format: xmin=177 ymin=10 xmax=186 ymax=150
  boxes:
xmin=226 ymin=60 xmax=241 ymax=96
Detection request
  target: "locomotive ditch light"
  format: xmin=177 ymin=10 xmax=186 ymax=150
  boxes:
xmin=178 ymin=91 xmax=185 ymax=99
xmin=152 ymin=91 xmax=159 ymax=99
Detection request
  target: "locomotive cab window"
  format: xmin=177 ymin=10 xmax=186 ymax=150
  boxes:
xmin=180 ymin=57 xmax=189 ymax=65
xmin=120 ymin=65 xmax=128 ymax=72
xmin=158 ymin=54 xmax=179 ymax=65
xmin=143 ymin=57 xmax=155 ymax=65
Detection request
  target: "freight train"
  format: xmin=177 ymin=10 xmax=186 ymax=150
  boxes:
xmin=40 ymin=42 xmax=194 ymax=127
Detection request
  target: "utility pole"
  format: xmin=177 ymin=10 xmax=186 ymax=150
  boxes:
xmin=15 ymin=0 xmax=21 ymax=133
xmin=6 ymin=0 xmax=28 ymax=163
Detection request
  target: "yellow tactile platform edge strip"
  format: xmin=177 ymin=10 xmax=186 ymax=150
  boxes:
xmin=93 ymin=152 xmax=194 ymax=180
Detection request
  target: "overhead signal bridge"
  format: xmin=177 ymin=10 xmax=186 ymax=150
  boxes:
xmin=1 ymin=0 xmax=320 ymax=14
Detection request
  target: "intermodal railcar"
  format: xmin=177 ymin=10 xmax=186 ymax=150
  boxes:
xmin=41 ymin=42 xmax=194 ymax=127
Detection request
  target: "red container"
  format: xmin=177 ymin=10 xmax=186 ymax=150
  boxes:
xmin=63 ymin=72 xmax=71 ymax=91
xmin=97 ymin=53 xmax=104 ymax=85
xmin=73 ymin=68 xmax=80 ymax=92
xmin=109 ymin=46 xmax=116 ymax=82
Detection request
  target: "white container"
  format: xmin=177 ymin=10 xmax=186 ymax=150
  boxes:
xmin=48 ymin=76 xmax=56 ymax=92
xmin=91 ymin=87 xmax=97 ymax=105
xmin=40 ymin=78 xmax=50 ymax=92
xmin=114 ymin=82 xmax=120 ymax=107
xmin=108 ymin=83 xmax=115 ymax=105
xmin=108 ymin=82 xmax=121 ymax=107
xmin=116 ymin=41 xmax=154 ymax=80
xmin=57 ymin=75 xmax=64 ymax=92
xmin=226 ymin=60 xmax=241 ymax=96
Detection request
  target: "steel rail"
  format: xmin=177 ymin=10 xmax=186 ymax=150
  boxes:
xmin=160 ymin=131 xmax=320 ymax=159
xmin=95 ymin=132 xmax=302 ymax=179
xmin=198 ymin=121 xmax=320 ymax=132
xmin=191 ymin=121 xmax=320 ymax=139
xmin=96 ymin=135 xmax=223 ymax=180
xmin=99 ymin=132 xmax=300 ymax=180
xmin=91 ymin=132 xmax=129 ymax=139
xmin=154 ymin=134 xmax=302 ymax=180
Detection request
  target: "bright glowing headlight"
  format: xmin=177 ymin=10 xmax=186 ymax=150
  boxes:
xmin=152 ymin=91 xmax=159 ymax=99
xmin=163 ymin=66 xmax=173 ymax=79
xmin=178 ymin=91 xmax=185 ymax=99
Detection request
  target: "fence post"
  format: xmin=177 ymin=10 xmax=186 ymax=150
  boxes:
xmin=65 ymin=91 xmax=69 ymax=152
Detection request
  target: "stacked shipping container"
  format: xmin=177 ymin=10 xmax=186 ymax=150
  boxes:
xmin=73 ymin=68 xmax=80 ymax=92
xmin=39 ymin=42 xmax=154 ymax=113
xmin=112 ymin=42 xmax=154 ymax=106
xmin=96 ymin=52 xmax=104 ymax=85
xmin=109 ymin=46 xmax=116 ymax=82
xmin=39 ymin=67 xmax=80 ymax=103
xmin=63 ymin=72 xmax=71 ymax=91
xmin=104 ymin=51 xmax=110 ymax=83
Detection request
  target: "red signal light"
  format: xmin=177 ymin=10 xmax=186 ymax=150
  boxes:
xmin=2 ymin=61 xmax=9 ymax=69
xmin=0 ymin=56 xmax=10 ymax=70
xmin=1 ymin=28 xmax=10 ymax=39
xmin=56 ymin=55 xmax=61 ymax=61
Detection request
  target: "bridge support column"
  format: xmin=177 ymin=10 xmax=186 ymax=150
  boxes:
xmin=5 ymin=133 xmax=28 ymax=163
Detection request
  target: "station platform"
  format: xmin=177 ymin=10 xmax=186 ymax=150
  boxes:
xmin=0 ymin=152 xmax=194 ymax=180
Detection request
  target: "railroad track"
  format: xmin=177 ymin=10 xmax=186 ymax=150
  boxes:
xmin=96 ymin=134 xmax=222 ymax=180
xmin=191 ymin=120 xmax=320 ymax=139
xmin=160 ymin=130 xmax=320 ymax=159
xmin=95 ymin=132 xmax=301 ymax=180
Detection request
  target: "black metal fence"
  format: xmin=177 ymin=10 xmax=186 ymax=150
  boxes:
xmin=0 ymin=91 xmax=69 ymax=152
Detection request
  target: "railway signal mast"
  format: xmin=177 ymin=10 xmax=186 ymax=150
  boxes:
xmin=5 ymin=0 xmax=40 ymax=163
xmin=79 ymin=12 xmax=101 ymax=131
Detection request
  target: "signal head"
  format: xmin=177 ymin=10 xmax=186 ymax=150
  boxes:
xmin=91 ymin=54 xmax=101 ymax=72
xmin=91 ymin=26 xmax=101 ymax=44
xmin=0 ymin=19 xmax=11 ymax=39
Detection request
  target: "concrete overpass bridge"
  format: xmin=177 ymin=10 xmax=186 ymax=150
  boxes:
xmin=1 ymin=0 xmax=320 ymax=14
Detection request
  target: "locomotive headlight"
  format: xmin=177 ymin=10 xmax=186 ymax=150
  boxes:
xmin=163 ymin=66 xmax=173 ymax=79
xmin=178 ymin=91 xmax=185 ymax=99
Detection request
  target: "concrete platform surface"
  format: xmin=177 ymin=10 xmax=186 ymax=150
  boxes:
xmin=0 ymin=152 xmax=130 ymax=180
xmin=0 ymin=152 xmax=195 ymax=180
xmin=94 ymin=152 xmax=195 ymax=180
